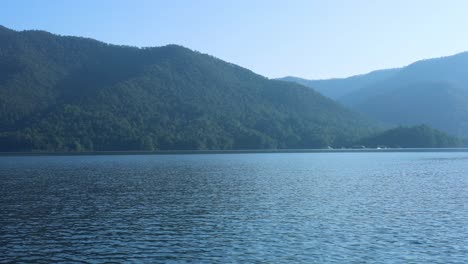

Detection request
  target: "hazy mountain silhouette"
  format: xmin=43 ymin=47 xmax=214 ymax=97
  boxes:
xmin=279 ymin=68 xmax=399 ymax=99
xmin=280 ymin=52 xmax=468 ymax=138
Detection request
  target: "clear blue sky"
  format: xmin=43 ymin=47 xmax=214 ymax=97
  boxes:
xmin=2 ymin=0 xmax=468 ymax=79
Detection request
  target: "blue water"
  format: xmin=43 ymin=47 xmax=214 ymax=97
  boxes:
xmin=0 ymin=152 xmax=467 ymax=263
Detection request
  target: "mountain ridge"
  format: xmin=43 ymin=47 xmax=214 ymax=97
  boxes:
xmin=0 ymin=25 xmax=375 ymax=151
xmin=280 ymin=51 xmax=468 ymax=138
xmin=278 ymin=68 xmax=400 ymax=99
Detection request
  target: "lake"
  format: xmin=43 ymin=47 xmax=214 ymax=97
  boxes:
xmin=0 ymin=152 xmax=467 ymax=263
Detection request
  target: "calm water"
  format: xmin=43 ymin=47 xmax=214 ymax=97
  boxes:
xmin=0 ymin=152 xmax=467 ymax=263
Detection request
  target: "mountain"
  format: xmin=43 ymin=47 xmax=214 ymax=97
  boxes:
xmin=359 ymin=125 xmax=463 ymax=148
xmin=279 ymin=68 xmax=399 ymax=99
xmin=340 ymin=52 xmax=468 ymax=105
xmin=354 ymin=81 xmax=468 ymax=137
xmin=0 ymin=26 xmax=375 ymax=152
xmin=280 ymin=52 xmax=468 ymax=138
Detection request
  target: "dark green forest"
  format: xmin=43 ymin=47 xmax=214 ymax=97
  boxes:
xmin=0 ymin=26 xmax=463 ymax=152
xmin=0 ymin=26 xmax=377 ymax=151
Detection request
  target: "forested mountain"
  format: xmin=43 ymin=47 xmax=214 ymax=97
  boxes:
xmin=280 ymin=52 xmax=468 ymax=138
xmin=359 ymin=125 xmax=463 ymax=148
xmin=0 ymin=26 xmax=375 ymax=152
xmin=354 ymin=82 xmax=468 ymax=137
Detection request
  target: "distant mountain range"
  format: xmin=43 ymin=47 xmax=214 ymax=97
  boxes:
xmin=279 ymin=52 xmax=468 ymax=138
xmin=0 ymin=25 xmax=378 ymax=151
xmin=280 ymin=68 xmax=400 ymax=100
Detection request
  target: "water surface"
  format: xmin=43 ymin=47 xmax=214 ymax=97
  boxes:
xmin=1 ymin=152 xmax=467 ymax=263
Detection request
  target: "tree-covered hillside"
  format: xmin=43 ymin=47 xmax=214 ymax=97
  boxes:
xmin=280 ymin=52 xmax=468 ymax=139
xmin=354 ymin=82 xmax=468 ymax=138
xmin=359 ymin=125 xmax=463 ymax=148
xmin=340 ymin=52 xmax=468 ymax=106
xmin=0 ymin=26 xmax=375 ymax=152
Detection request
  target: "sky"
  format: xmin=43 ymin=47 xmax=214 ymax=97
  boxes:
xmin=2 ymin=0 xmax=468 ymax=79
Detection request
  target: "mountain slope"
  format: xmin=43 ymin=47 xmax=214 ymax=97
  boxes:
xmin=354 ymin=82 xmax=468 ymax=137
xmin=280 ymin=52 xmax=468 ymax=138
xmin=359 ymin=125 xmax=463 ymax=148
xmin=278 ymin=69 xmax=399 ymax=99
xmin=0 ymin=26 xmax=374 ymax=151
xmin=341 ymin=52 xmax=468 ymax=106
xmin=345 ymin=53 xmax=468 ymax=138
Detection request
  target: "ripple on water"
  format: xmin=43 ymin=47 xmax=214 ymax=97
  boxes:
xmin=0 ymin=152 xmax=467 ymax=263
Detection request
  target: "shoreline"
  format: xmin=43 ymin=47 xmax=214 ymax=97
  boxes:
xmin=1 ymin=148 xmax=468 ymax=156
